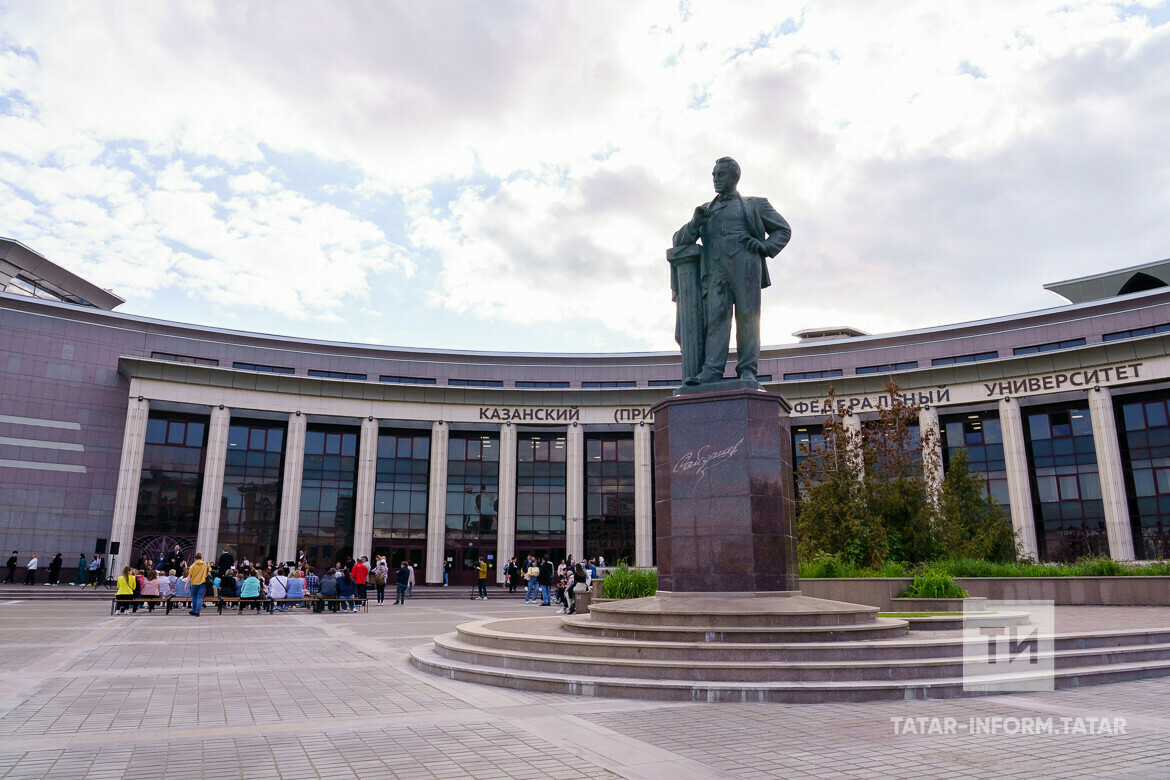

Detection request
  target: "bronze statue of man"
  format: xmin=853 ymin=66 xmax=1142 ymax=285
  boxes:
xmin=673 ymin=157 xmax=791 ymax=386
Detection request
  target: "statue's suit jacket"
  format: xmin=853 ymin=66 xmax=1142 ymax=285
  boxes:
xmin=673 ymin=194 xmax=791 ymax=290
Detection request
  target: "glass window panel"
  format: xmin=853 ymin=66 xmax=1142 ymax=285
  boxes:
xmin=186 ymin=422 xmax=205 ymax=447
xmin=1036 ymin=476 xmax=1058 ymax=503
xmin=305 ymin=431 xmax=325 ymax=455
xmin=945 ymin=422 xmax=963 ymax=445
xmin=1123 ymin=403 xmax=1146 ymax=431
xmin=414 ymin=437 xmax=429 ymax=460
xmin=1070 ymin=412 xmax=1093 ymax=437
xmin=341 ymin=433 xmax=357 ymax=456
xmin=1028 ymin=415 xmax=1050 ymax=440
xmin=1133 ymin=469 xmax=1156 ymax=497
xmin=1155 ymin=469 xmax=1170 ymax=495
xmin=167 ymin=421 xmax=186 ymax=445
xmin=267 ymin=428 xmax=284 ymax=452
xmin=1146 ymin=402 xmax=1168 ymax=428
xmin=146 ymin=418 xmax=167 ymax=444
xmin=396 ymin=437 xmax=411 ymax=458
xmin=1058 ymin=476 xmax=1079 ymax=500
xmin=249 ymin=428 xmax=266 ymax=450
xmin=324 ymin=432 xmax=340 ymax=455
xmin=226 ymin=425 xmax=247 ymax=449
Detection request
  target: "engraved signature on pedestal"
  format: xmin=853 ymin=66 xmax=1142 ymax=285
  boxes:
xmin=672 ymin=437 xmax=744 ymax=481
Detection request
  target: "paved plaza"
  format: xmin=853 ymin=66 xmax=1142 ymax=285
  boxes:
xmin=0 ymin=598 xmax=1167 ymax=780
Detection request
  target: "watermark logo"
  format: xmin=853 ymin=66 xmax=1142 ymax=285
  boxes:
xmin=962 ymin=599 xmax=1055 ymax=693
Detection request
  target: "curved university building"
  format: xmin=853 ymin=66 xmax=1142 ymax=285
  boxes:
xmin=4 ymin=236 xmax=1170 ymax=583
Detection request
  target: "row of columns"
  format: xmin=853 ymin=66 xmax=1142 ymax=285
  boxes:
xmin=106 ymin=388 xmax=1143 ymax=577
xmin=108 ymin=403 xmax=658 ymax=580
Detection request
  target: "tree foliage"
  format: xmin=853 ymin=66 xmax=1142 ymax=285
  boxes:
xmin=796 ymin=382 xmax=1019 ymax=566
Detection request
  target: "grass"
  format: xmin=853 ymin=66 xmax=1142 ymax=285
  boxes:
xmin=601 ymin=564 xmax=658 ymax=599
xmin=799 ymin=554 xmax=1170 ymax=579
xmin=899 ymin=567 xmax=968 ymax=599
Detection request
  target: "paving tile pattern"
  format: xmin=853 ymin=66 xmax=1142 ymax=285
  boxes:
xmin=0 ymin=599 xmax=1167 ymax=779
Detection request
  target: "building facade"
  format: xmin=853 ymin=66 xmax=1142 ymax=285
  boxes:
xmin=3 ymin=236 xmax=1170 ymax=583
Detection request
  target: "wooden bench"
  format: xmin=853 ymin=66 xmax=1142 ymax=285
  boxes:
xmin=110 ymin=596 xmax=167 ymax=615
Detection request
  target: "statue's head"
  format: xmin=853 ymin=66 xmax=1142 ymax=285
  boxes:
xmin=712 ymin=157 xmax=741 ymax=194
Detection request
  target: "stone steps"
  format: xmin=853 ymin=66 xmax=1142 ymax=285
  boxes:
xmin=430 ymin=630 xmax=1170 ymax=683
xmin=561 ymin=614 xmax=911 ymax=643
xmin=455 ymin=618 xmax=1170 ymax=662
xmin=410 ymin=643 xmax=1170 ymax=703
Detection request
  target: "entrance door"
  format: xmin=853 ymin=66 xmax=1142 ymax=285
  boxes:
xmin=372 ymin=543 xmax=425 ymax=584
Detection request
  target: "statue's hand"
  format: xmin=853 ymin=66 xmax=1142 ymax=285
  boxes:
xmin=746 ymin=237 xmax=768 ymax=256
xmin=691 ymin=205 xmax=710 ymax=226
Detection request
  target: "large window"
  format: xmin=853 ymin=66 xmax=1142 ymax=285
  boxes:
xmin=1025 ymin=406 xmax=1106 ymax=561
xmin=134 ymin=415 xmax=207 ymax=567
xmin=585 ymin=435 xmax=635 ymax=564
xmin=445 ymin=433 xmax=499 ymax=543
xmin=373 ymin=431 xmax=430 ymax=542
xmin=792 ymin=425 xmax=825 ymax=497
xmin=515 ymin=432 xmax=567 ymax=564
xmin=219 ymin=422 xmax=284 ymax=565
xmin=941 ymin=412 xmax=1009 ymax=517
xmin=1118 ymin=394 xmax=1170 ymax=559
xmin=297 ymin=426 xmax=359 ymax=567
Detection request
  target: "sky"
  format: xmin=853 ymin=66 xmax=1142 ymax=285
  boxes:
xmin=1 ymin=1 xmax=1169 ymax=354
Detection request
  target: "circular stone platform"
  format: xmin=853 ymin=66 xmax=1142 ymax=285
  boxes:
xmin=410 ymin=596 xmax=1170 ymax=703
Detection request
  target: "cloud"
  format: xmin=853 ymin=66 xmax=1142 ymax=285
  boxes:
xmin=0 ymin=1 xmax=1167 ymax=351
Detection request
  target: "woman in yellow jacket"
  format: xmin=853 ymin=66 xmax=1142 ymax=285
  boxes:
xmin=115 ymin=566 xmax=138 ymax=614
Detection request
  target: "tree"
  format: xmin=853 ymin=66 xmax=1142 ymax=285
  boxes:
xmin=797 ymin=382 xmax=943 ymax=565
xmin=935 ymin=449 xmax=1018 ymax=561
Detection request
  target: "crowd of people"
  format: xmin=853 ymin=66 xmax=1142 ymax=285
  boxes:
xmin=500 ymin=554 xmax=602 ymax=615
xmin=113 ymin=545 xmax=421 ymax=617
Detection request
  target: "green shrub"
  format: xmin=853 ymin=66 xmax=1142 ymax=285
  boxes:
xmin=601 ymin=564 xmax=657 ymax=599
xmin=900 ymin=566 xmax=968 ymax=599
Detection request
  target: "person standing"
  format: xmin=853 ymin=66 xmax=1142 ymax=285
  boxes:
xmin=476 ymin=558 xmax=488 ymax=600
xmin=394 ymin=561 xmax=410 ymax=605
xmin=4 ymin=551 xmax=17 ymax=584
xmin=371 ymin=557 xmax=388 ymax=606
xmin=87 ymin=554 xmax=101 ymax=586
xmin=524 ymin=558 xmax=540 ymax=604
xmin=351 ymin=556 xmax=369 ymax=608
xmin=538 ymin=556 xmax=553 ymax=606
xmin=72 ymin=554 xmax=88 ymax=586
xmin=443 ymin=559 xmax=451 ymax=586
xmin=217 ymin=548 xmax=234 ymax=572
xmin=186 ymin=553 xmax=210 ymax=617
xmin=23 ymin=554 xmax=38 ymax=586
xmin=47 ymin=553 xmax=62 ymax=585
xmin=407 ymin=562 xmax=415 ymax=597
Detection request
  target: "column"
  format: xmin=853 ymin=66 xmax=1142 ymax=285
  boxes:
xmin=276 ymin=412 xmax=307 ymax=562
xmin=194 ymin=406 xmax=231 ymax=559
xmin=352 ymin=417 xmax=379 ymax=562
xmin=495 ymin=423 xmax=518 ymax=583
xmin=998 ymin=398 xmax=1041 ymax=561
xmin=1088 ymin=387 xmax=1137 ymax=561
xmin=633 ymin=422 xmax=654 ymax=567
xmin=918 ymin=405 xmax=944 ymax=501
xmin=108 ymin=396 xmax=150 ymax=575
xmin=425 ymin=421 xmax=449 ymax=584
xmin=843 ymin=412 xmax=863 ymax=476
xmin=566 ymin=422 xmax=585 ymax=560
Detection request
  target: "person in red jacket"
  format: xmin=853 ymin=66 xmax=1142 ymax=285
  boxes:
xmin=351 ymin=557 xmax=369 ymax=608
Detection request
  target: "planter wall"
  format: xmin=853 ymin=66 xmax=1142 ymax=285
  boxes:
xmin=800 ymin=577 xmax=1170 ymax=609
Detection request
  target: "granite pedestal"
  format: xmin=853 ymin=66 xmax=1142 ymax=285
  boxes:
xmin=650 ymin=387 xmax=798 ymax=594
